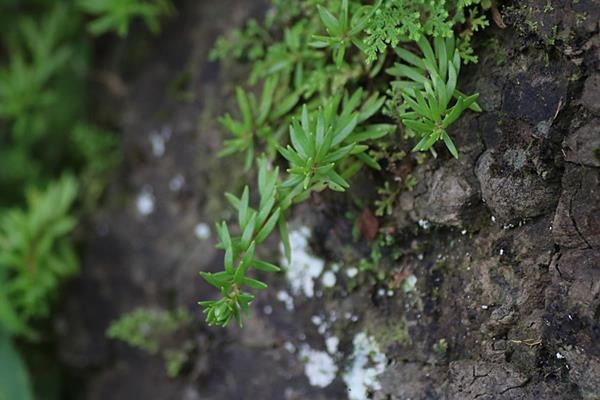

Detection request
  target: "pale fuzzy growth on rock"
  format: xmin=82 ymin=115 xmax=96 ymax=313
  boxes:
xmin=149 ymin=133 xmax=165 ymax=157
xmin=299 ymin=345 xmax=338 ymax=388
xmin=149 ymin=125 xmax=172 ymax=158
xmin=322 ymin=270 xmax=336 ymax=288
xmin=280 ymin=227 xmax=325 ymax=298
xmin=346 ymin=267 xmax=358 ymax=278
xmin=343 ymin=333 xmax=386 ymax=400
xmin=326 ymin=336 xmax=339 ymax=354
xmin=194 ymin=223 xmax=211 ymax=240
xmin=402 ymin=274 xmax=418 ymax=293
xmin=169 ymin=174 xmax=185 ymax=191
xmin=136 ymin=189 xmax=155 ymax=216
xmin=276 ymin=290 xmax=295 ymax=311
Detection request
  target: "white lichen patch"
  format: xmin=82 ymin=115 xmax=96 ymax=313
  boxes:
xmin=276 ymin=290 xmax=295 ymax=311
xmin=280 ymin=227 xmax=324 ymax=298
xmin=194 ymin=223 xmax=211 ymax=240
xmin=284 ymin=341 xmax=296 ymax=353
xmin=402 ymin=274 xmax=418 ymax=293
xmin=136 ymin=188 xmax=155 ymax=216
xmin=299 ymin=345 xmax=338 ymax=388
xmin=149 ymin=126 xmax=172 ymax=158
xmin=418 ymin=219 xmax=431 ymax=230
xmin=169 ymin=174 xmax=185 ymax=191
xmin=149 ymin=133 xmax=165 ymax=157
xmin=343 ymin=333 xmax=386 ymax=400
xmin=326 ymin=336 xmax=339 ymax=354
xmin=322 ymin=270 xmax=336 ymax=288
xmin=346 ymin=267 xmax=359 ymax=278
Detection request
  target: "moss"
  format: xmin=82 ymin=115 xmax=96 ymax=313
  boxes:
xmin=367 ymin=318 xmax=412 ymax=349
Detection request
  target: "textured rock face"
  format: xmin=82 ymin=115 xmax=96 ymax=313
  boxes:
xmin=475 ymin=149 xmax=560 ymax=223
xmin=54 ymin=0 xmax=600 ymax=399
xmin=563 ymin=120 xmax=600 ymax=167
xmin=421 ymin=162 xmax=478 ymax=227
xmin=546 ymin=247 xmax=600 ymax=400
xmin=448 ymin=361 xmax=529 ymax=399
xmin=581 ymin=74 xmax=600 ymax=116
xmin=552 ymin=166 xmax=600 ymax=249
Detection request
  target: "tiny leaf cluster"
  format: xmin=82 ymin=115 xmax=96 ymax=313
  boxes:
xmin=201 ymin=93 xmax=393 ymax=327
xmin=201 ymin=0 xmax=489 ymax=327
xmin=387 ymin=36 xmax=481 ymax=157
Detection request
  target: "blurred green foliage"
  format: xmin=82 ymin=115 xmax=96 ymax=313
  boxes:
xmin=0 ymin=176 xmax=78 ymax=338
xmin=0 ymin=332 xmax=33 ymax=400
xmin=0 ymin=0 xmax=172 ymax=396
xmin=77 ymin=0 xmax=174 ymax=37
xmin=107 ymin=308 xmax=192 ymax=377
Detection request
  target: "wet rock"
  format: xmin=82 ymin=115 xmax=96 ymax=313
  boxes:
xmin=85 ymin=353 xmax=185 ymax=400
xmin=544 ymin=249 xmax=599 ymax=399
xmin=552 ymin=166 xmax=600 ymax=248
xmin=582 ymin=34 xmax=600 ymax=68
xmin=551 ymin=249 xmax=600 ymax=320
xmin=376 ymin=363 xmax=443 ymax=400
xmin=581 ymin=74 xmax=600 ymax=115
xmin=505 ymin=0 xmax=600 ymax=44
xmin=447 ymin=361 xmax=529 ymax=399
xmin=501 ymin=68 xmax=568 ymax=128
xmin=507 ymin=310 xmax=546 ymax=372
xmin=478 ymin=112 xmax=504 ymax=149
xmin=475 ymin=149 xmax=560 ymax=223
xmin=56 ymin=231 xmax=133 ymax=369
xmin=563 ymin=119 xmax=600 ymax=167
xmin=563 ymin=347 xmax=600 ymax=400
xmin=511 ymin=215 xmax=555 ymax=265
xmin=419 ymin=161 xmax=479 ymax=227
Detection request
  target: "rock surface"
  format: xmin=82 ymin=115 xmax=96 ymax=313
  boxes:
xmin=54 ymin=0 xmax=600 ymax=399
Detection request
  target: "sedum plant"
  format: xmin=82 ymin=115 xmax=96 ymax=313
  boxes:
xmin=387 ymin=36 xmax=481 ymax=157
xmin=219 ymin=76 xmax=299 ymax=170
xmin=77 ymin=0 xmax=174 ymax=37
xmin=0 ymin=1 xmax=170 ymax=394
xmin=202 ymin=0 xmax=490 ymax=328
xmin=0 ymin=5 xmax=73 ymax=141
xmin=0 ymin=176 xmax=78 ymax=338
xmin=201 ymin=92 xmax=393 ymax=327
xmin=310 ymin=0 xmax=375 ymax=67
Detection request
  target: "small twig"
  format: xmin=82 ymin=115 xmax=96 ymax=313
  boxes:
xmin=491 ymin=6 xmax=507 ymax=29
xmin=510 ymin=337 xmax=542 ymax=347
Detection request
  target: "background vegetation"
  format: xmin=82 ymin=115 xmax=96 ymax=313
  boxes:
xmin=0 ymin=0 xmax=171 ymax=398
